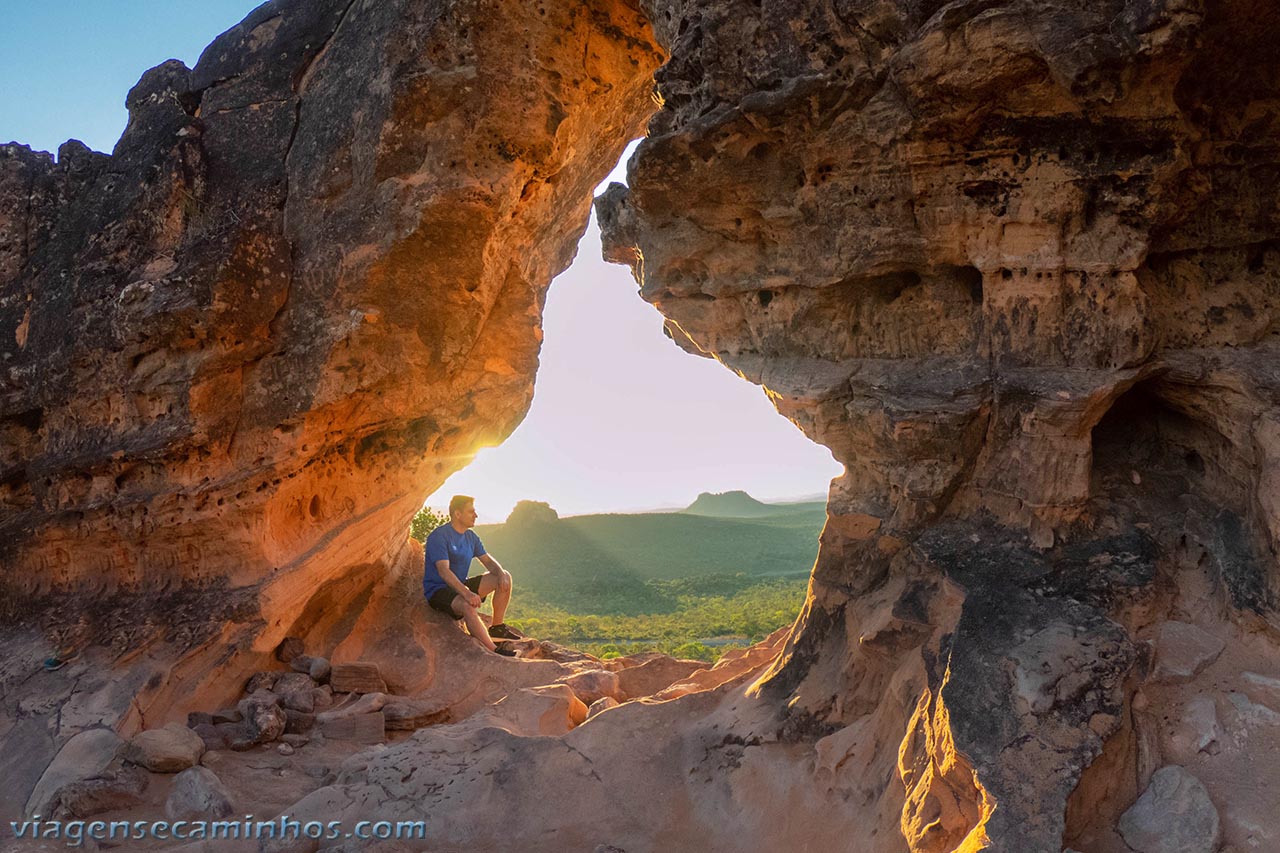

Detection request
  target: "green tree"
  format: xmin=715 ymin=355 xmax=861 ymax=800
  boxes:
xmin=410 ymin=506 xmax=448 ymax=542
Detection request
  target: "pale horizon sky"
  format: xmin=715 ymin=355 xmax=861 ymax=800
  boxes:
xmin=1 ymin=2 xmax=844 ymax=521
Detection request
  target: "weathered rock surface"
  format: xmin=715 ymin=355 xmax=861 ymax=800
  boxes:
xmin=46 ymin=765 xmax=149 ymax=821
xmin=1118 ymin=766 xmax=1221 ymax=853
xmin=469 ymin=684 xmax=589 ymax=736
xmin=221 ymin=691 xmax=287 ymax=750
xmin=0 ymin=0 xmax=663 ymax=818
xmin=597 ymin=0 xmax=1280 ymax=848
xmin=321 ymin=711 xmax=385 ymax=744
xmin=328 ymin=663 xmax=386 ymax=695
xmin=1171 ymin=695 xmax=1221 ymax=758
xmin=4 ymin=0 xmax=1280 ymax=850
xmin=24 ymin=728 xmax=122 ymax=817
xmin=164 ymin=766 xmax=235 ymax=820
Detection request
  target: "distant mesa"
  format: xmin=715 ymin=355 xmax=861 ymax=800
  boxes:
xmin=506 ymin=500 xmax=560 ymax=526
xmin=682 ymin=490 xmax=776 ymax=518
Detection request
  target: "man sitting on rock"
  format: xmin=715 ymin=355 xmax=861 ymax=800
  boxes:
xmin=423 ymin=494 xmax=524 ymax=656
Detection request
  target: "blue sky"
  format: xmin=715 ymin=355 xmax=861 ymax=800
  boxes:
xmin=1 ymin=1 xmax=842 ymax=519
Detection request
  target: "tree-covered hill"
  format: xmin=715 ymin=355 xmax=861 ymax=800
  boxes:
xmin=471 ymin=501 xmax=825 ymax=614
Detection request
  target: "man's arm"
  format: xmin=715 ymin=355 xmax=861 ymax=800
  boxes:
xmin=478 ymin=553 xmax=505 ymax=574
xmin=436 ymin=559 xmax=481 ymax=607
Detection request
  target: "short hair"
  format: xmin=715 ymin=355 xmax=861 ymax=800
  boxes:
xmin=449 ymin=495 xmax=475 ymax=517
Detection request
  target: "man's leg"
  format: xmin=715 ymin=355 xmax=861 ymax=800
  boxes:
xmin=450 ymin=596 xmax=497 ymax=652
xmin=476 ymin=569 xmax=513 ymax=625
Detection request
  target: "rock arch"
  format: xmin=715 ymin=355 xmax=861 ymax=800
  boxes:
xmin=5 ymin=0 xmax=1280 ymax=849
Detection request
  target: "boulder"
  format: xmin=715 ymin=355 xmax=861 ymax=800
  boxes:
xmin=1118 ymin=765 xmax=1220 ymax=853
xmin=275 ymin=672 xmax=318 ymax=693
xmin=245 ymin=671 xmax=282 ymax=695
xmin=309 ymin=657 xmax=332 ymax=684
xmin=1152 ymin=622 xmax=1226 ymax=684
xmin=284 ymin=709 xmax=316 ymax=735
xmin=238 ymin=688 xmax=282 ymax=714
xmin=25 ymin=729 xmax=123 ymax=816
xmin=329 ymin=662 xmax=386 ymax=694
xmin=1242 ymin=671 xmax=1280 ymax=704
xmin=278 ymin=691 xmax=315 ymax=714
xmin=292 ymin=655 xmax=331 ymax=683
xmin=312 ymin=685 xmax=335 ymax=710
xmin=190 ymin=722 xmax=227 ymax=752
xmin=211 ymin=708 xmax=242 ymax=725
xmin=586 ymin=697 xmax=620 ymax=719
xmin=48 ymin=765 xmax=149 ymax=820
xmin=215 ymin=721 xmax=256 ymax=751
xmin=275 ymin=673 xmax=319 ymax=713
xmin=165 ymin=766 xmax=236 ymax=820
xmin=224 ymin=693 xmax=287 ymax=748
xmin=123 ymin=723 xmax=205 ymax=773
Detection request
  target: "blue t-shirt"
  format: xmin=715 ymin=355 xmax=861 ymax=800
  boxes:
xmin=423 ymin=525 xmax=486 ymax=598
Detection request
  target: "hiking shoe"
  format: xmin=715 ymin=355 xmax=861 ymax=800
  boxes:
xmin=488 ymin=623 xmax=525 ymax=640
xmin=43 ymin=648 xmax=80 ymax=672
xmin=492 ymin=646 xmax=518 ymax=658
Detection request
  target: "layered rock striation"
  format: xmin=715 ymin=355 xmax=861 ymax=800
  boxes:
xmin=598 ymin=0 xmax=1280 ymax=848
xmin=0 ymin=0 xmax=662 ymax=823
xmin=4 ymin=0 xmax=1280 ymax=850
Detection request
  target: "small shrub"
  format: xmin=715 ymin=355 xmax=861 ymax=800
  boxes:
xmin=410 ymin=506 xmax=448 ymax=542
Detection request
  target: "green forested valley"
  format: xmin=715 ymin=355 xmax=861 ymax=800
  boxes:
xmin=419 ymin=495 xmax=826 ymax=661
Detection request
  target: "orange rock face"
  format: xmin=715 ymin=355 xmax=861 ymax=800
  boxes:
xmin=598 ymin=0 xmax=1280 ymax=849
xmin=0 ymin=0 xmax=662 ymax=823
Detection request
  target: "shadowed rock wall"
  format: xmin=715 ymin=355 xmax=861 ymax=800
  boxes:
xmin=599 ymin=0 xmax=1280 ymax=848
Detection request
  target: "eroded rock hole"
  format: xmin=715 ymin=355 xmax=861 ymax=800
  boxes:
xmin=1090 ymin=383 xmax=1230 ymax=499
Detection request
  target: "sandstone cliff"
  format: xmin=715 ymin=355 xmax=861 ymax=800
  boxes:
xmin=4 ymin=0 xmax=1280 ymax=850
xmin=0 ymin=0 xmax=664 ymax=826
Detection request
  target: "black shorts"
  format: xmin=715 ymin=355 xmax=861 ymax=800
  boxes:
xmin=426 ymin=575 xmax=487 ymax=618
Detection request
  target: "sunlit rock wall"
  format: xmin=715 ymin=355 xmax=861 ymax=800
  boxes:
xmin=0 ymin=0 xmax=662 ymax=820
xmin=601 ymin=0 xmax=1280 ymax=848
xmin=0 ymin=0 xmax=661 ymax=613
xmin=5 ymin=0 xmax=1280 ymax=848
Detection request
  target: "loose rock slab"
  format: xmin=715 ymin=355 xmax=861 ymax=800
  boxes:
xmin=1170 ymin=695 xmax=1220 ymax=757
xmin=329 ymin=662 xmax=387 ymax=695
xmin=25 ymin=728 xmax=123 ymax=816
xmin=1118 ymin=765 xmax=1220 ymax=853
xmin=321 ymin=712 xmax=386 ymax=744
xmin=165 ymin=766 xmax=236 ymax=820
xmin=383 ymin=697 xmax=450 ymax=731
xmin=48 ymin=766 xmax=148 ymax=820
xmin=1152 ymin=622 xmax=1226 ymax=683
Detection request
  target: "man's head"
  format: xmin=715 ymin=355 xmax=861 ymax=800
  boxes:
xmin=449 ymin=494 xmax=477 ymax=529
